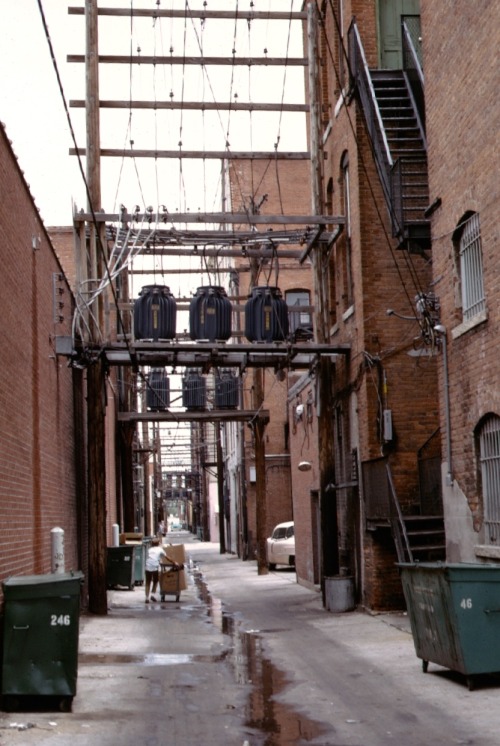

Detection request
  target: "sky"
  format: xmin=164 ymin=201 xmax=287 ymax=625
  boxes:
xmin=0 ymin=0 xmax=307 ymax=228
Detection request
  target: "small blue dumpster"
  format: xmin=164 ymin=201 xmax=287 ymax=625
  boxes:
xmin=399 ymin=562 xmax=500 ymax=689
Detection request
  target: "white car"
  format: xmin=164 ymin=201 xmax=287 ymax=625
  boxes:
xmin=266 ymin=521 xmax=295 ymax=570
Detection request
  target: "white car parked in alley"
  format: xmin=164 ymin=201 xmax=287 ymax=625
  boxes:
xmin=266 ymin=521 xmax=295 ymax=570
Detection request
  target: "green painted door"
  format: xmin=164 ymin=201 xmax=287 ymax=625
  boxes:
xmin=378 ymin=0 xmax=420 ymax=69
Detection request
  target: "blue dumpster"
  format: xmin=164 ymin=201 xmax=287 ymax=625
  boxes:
xmin=399 ymin=562 xmax=500 ymax=689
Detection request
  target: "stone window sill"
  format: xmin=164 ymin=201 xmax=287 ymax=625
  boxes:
xmin=451 ymin=309 xmax=488 ymax=340
xmin=474 ymin=544 xmax=500 ymax=560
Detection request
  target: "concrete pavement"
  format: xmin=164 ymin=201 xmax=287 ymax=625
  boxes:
xmin=1 ymin=533 xmax=500 ymax=745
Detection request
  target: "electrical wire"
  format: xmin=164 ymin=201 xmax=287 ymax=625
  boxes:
xmin=35 ymin=0 xmax=138 ymax=357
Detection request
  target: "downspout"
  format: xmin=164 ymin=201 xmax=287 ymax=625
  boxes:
xmin=434 ymin=325 xmax=453 ymax=486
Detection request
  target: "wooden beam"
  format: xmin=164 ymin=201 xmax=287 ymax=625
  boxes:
xmin=83 ymin=340 xmax=349 ymax=371
xmin=114 ymin=247 xmax=306 ymax=259
xmin=70 ymin=147 xmax=310 ymax=160
xmin=68 ymin=7 xmax=307 ymax=21
xmin=74 ymin=211 xmax=343 ymax=225
xmin=68 ymin=54 xmax=307 ymax=67
xmin=118 ymin=410 xmax=270 ymax=423
xmin=69 ymin=99 xmax=310 ymax=113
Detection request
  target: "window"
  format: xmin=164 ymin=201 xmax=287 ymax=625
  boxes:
xmin=337 ymin=0 xmax=347 ymax=91
xmin=326 ymin=178 xmax=337 ymax=325
xmin=478 ymin=416 xmax=500 ymax=544
xmin=454 ymin=212 xmax=486 ymax=322
xmin=340 ymin=152 xmax=353 ymax=310
xmin=286 ymin=290 xmax=312 ymax=337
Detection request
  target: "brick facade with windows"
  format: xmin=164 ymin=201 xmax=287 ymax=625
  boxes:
xmin=421 ymin=0 xmax=500 ymax=560
xmin=311 ymin=0 xmax=441 ymax=609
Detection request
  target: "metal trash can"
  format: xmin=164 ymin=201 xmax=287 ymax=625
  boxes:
xmin=399 ymin=562 xmax=500 ymax=689
xmin=1 ymin=571 xmax=84 ymax=710
xmin=106 ymin=546 xmax=135 ymax=589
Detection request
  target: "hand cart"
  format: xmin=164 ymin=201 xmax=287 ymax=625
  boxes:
xmin=159 ymin=563 xmax=182 ymax=602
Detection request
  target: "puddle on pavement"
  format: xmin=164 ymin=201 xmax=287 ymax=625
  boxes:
xmin=79 ymin=652 xmax=226 ymax=666
xmin=193 ymin=570 xmax=326 ymax=745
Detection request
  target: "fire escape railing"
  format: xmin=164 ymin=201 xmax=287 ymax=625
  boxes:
xmin=401 ymin=17 xmax=426 ymax=140
xmin=387 ymin=464 xmax=414 ymax=564
xmin=347 ymin=20 xmax=393 ymax=209
xmin=348 ymin=20 xmax=429 ymax=247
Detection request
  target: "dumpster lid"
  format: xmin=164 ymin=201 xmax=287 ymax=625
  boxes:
xmin=3 ymin=570 xmax=84 ymax=588
xmin=397 ymin=561 xmax=500 ymax=569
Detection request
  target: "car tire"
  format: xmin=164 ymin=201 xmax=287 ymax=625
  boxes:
xmin=289 ymin=556 xmax=295 ymax=567
xmin=268 ymin=562 xmax=276 ymax=571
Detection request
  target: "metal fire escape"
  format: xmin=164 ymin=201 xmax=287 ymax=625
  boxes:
xmin=348 ymin=17 xmax=444 ymax=563
xmin=348 ymin=18 xmax=431 ymax=254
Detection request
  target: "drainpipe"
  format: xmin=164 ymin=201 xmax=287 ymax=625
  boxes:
xmin=434 ymin=325 xmax=453 ymax=486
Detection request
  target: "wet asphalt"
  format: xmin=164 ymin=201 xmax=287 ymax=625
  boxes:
xmin=1 ymin=532 xmax=500 ymax=745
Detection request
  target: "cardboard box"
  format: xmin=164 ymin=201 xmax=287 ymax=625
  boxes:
xmin=160 ymin=544 xmax=187 ymax=592
xmin=159 ymin=567 xmax=187 ymax=593
xmin=120 ymin=532 xmax=143 ymax=545
xmin=161 ymin=543 xmax=186 ymax=565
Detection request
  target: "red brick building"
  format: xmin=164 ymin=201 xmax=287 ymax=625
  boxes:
xmin=304 ymin=0 xmax=442 ymax=609
xmin=226 ymin=3 xmax=446 ymax=611
xmin=0 ymin=123 xmax=83 ymax=601
xmin=0 ymin=122 xmax=123 ymax=608
xmin=421 ymin=0 xmax=500 ymax=562
xmin=228 ymin=159 xmax=314 ymax=560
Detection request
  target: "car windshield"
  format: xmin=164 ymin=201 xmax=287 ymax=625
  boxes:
xmin=272 ymin=527 xmax=287 ymax=540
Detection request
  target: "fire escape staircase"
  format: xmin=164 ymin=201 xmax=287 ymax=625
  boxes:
xmin=387 ymin=464 xmax=446 ymax=564
xmin=348 ymin=21 xmax=431 ymax=253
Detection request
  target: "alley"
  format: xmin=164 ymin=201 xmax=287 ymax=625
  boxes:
xmin=2 ymin=534 xmax=500 ymax=746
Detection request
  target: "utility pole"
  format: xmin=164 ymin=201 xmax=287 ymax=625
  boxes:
xmin=307 ymin=2 xmax=339 ymax=598
xmin=86 ymin=0 xmax=108 ymax=614
xmin=216 ymin=423 xmax=226 ymax=553
xmin=252 ymin=411 xmax=268 ymax=575
xmin=248 ymin=246 xmax=268 ymax=575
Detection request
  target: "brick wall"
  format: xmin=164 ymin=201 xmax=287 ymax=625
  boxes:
xmin=229 ymin=159 xmax=313 ymax=556
xmin=47 ymin=227 xmax=120 ymax=546
xmin=288 ymin=374 xmax=320 ymax=586
xmin=319 ymin=2 xmax=441 ymax=609
xmin=0 ymin=124 xmax=81 ymax=604
xmin=421 ymin=0 xmax=500 ymax=553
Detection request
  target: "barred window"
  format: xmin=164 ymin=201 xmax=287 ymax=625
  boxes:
xmin=286 ymin=290 xmax=312 ymax=335
xmin=456 ymin=212 xmax=486 ymax=322
xmin=479 ymin=416 xmax=500 ymax=544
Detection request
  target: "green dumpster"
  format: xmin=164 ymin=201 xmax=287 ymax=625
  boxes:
xmin=1 ymin=571 xmax=84 ymax=710
xmin=399 ymin=562 xmax=500 ymax=688
xmin=106 ymin=546 xmax=135 ymax=589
